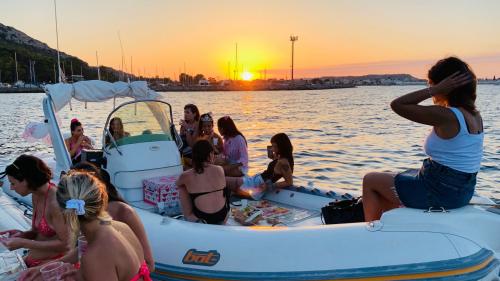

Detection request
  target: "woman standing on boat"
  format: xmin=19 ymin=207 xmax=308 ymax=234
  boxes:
xmin=216 ymin=116 xmax=248 ymax=176
xmin=362 ymin=57 xmax=483 ymax=221
xmin=0 ymin=155 xmax=70 ymax=267
xmin=65 ymin=118 xmax=93 ymax=164
xmin=56 ymin=171 xmax=151 ymax=280
xmin=197 ymin=113 xmax=224 ymax=155
xmin=177 ymin=140 xmax=230 ymax=225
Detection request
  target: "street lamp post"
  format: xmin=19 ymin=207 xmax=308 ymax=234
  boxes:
xmin=290 ymin=35 xmax=298 ymax=81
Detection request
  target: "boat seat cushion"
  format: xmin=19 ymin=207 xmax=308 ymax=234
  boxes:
xmin=116 ymin=133 xmax=171 ymax=146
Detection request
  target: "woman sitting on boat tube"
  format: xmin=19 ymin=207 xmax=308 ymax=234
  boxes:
xmin=17 ymin=162 xmax=156 ymax=280
xmin=55 ymin=171 xmax=151 ymax=280
xmin=362 ymin=57 xmax=483 ymax=221
xmin=176 ymin=140 xmax=230 ymax=225
xmin=216 ymin=116 xmax=249 ymax=177
xmin=105 ymin=117 xmax=130 ymax=145
xmin=0 ymin=155 xmax=70 ymax=268
xmin=226 ymin=133 xmax=294 ymax=200
xmin=65 ymin=118 xmax=93 ymax=164
xmin=197 ymin=113 xmax=224 ymax=155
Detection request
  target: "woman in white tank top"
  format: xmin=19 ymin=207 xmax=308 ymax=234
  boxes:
xmin=362 ymin=57 xmax=483 ymax=221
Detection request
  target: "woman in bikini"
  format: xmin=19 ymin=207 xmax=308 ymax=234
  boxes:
xmin=176 ymin=140 xmax=230 ymax=225
xmin=226 ymin=133 xmax=294 ymax=200
xmin=56 ymin=171 xmax=151 ymax=280
xmin=0 ymin=155 xmax=70 ymax=267
xmin=65 ymin=118 xmax=93 ymax=164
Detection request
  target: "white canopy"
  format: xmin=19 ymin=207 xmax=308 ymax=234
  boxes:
xmin=44 ymin=80 xmax=159 ymax=112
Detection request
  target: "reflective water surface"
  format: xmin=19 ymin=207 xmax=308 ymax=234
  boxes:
xmin=0 ymin=85 xmax=498 ymax=199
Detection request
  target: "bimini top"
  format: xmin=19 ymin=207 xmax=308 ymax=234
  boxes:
xmin=44 ymin=80 xmax=159 ymax=112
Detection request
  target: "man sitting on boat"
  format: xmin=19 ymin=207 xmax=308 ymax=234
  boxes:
xmin=362 ymin=57 xmax=483 ymax=221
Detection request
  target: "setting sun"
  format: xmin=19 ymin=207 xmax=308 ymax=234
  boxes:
xmin=242 ymin=71 xmax=253 ymax=81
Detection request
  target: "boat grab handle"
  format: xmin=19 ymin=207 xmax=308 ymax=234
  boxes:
xmin=424 ymin=207 xmax=449 ymax=213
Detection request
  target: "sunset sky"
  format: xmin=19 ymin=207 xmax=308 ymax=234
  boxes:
xmin=1 ymin=0 xmax=499 ymax=80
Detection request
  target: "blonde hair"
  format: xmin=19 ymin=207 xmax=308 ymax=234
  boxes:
xmin=56 ymin=171 xmax=109 ymax=245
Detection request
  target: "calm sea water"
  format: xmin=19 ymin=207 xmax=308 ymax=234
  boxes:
xmin=0 ymin=86 xmax=498 ymax=200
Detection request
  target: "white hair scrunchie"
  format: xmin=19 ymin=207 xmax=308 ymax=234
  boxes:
xmin=66 ymin=199 xmax=86 ymax=215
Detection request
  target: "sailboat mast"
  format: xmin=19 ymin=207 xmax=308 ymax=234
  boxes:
xmin=14 ymin=52 xmax=19 ymax=82
xmin=53 ymin=0 xmax=62 ymax=83
xmin=234 ymin=43 xmax=238 ymax=80
xmin=95 ymin=51 xmax=101 ymax=80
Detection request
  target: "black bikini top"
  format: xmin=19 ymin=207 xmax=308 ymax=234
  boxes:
xmin=261 ymin=160 xmax=282 ymax=183
xmin=189 ymin=187 xmax=230 ymax=225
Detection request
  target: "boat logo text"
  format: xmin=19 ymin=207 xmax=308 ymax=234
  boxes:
xmin=182 ymin=249 xmax=220 ymax=266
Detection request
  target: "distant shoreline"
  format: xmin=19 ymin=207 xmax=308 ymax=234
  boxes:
xmin=0 ymin=87 xmax=44 ymax=93
xmin=1 ymin=80 xmax=498 ymax=94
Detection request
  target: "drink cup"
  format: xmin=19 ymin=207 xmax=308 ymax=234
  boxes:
xmin=212 ymin=137 xmax=218 ymax=145
xmin=40 ymin=261 xmax=65 ymax=281
xmin=78 ymin=235 xmax=88 ymax=260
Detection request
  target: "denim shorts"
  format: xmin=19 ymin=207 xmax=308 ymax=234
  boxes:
xmin=394 ymin=158 xmax=476 ymax=209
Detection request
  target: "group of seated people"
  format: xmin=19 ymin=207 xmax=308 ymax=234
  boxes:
xmin=176 ymin=57 xmax=484 ymax=226
xmin=0 ymin=56 xmax=483 ymax=279
xmin=176 ymin=103 xmax=295 ymax=225
xmin=1 ymin=155 xmax=154 ymax=280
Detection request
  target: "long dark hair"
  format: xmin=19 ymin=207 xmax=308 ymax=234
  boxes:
xmin=184 ymin=104 xmax=200 ymax=121
xmin=271 ymin=133 xmax=294 ymax=172
xmin=217 ymin=116 xmax=246 ymax=143
xmin=71 ymin=162 xmax=126 ymax=203
xmin=70 ymin=118 xmax=82 ymax=133
xmin=428 ymin=57 xmax=478 ymax=114
xmin=1 ymin=155 xmax=52 ymax=190
xmin=192 ymin=140 xmax=213 ymax=174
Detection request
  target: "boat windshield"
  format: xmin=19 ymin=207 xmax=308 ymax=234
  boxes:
xmin=103 ymin=100 xmax=174 ymax=147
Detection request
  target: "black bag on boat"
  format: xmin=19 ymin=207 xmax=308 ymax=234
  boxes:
xmin=321 ymin=197 xmax=365 ymax=224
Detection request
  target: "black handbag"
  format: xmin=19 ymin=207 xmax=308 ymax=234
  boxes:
xmin=321 ymin=197 xmax=365 ymax=224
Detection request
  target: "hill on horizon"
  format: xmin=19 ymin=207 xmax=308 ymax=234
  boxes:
xmin=0 ymin=22 xmax=127 ymax=84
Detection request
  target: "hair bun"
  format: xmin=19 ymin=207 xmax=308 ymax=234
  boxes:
xmin=71 ymin=118 xmax=79 ymax=124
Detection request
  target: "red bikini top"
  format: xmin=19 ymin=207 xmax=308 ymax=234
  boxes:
xmin=32 ymin=183 xmax=57 ymax=237
xmin=129 ymin=261 xmax=152 ymax=281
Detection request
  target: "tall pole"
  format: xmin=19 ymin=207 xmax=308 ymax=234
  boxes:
xmin=234 ymin=43 xmax=238 ymax=80
xmin=14 ymin=52 xmax=19 ymax=82
xmin=54 ymin=0 xmax=62 ymax=82
xmin=290 ymin=35 xmax=298 ymax=81
xmin=118 ymin=31 xmax=124 ymax=81
xmin=95 ymin=51 xmax=100 ymax=80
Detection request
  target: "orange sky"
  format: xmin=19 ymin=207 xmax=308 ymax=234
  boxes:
xmin=1 ymin=0 xmax=499 ymax=79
